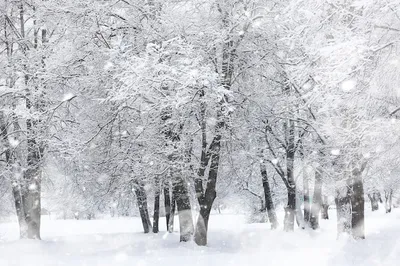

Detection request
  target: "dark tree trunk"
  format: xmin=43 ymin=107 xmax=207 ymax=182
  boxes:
xmin=164 ymin=185 xmax=171 ymax=231
xmin=22 ymin=3 xmax=45 ymax=240
xmin=23 ymin=167 xmax=42 ymax=239
xmin=24 ymin=117 xmax=42 ymax=240
xmin=0 ymin=115 xmax=28 ymax=238
xmin=194 ymin=133 xmax=221 ymax=245
xmin=284 ymin=187 xmax=296 ymax=231
xmin=172 ymin=175 xmax=194 ymax=242
xmin=161 ymin=102 xmax=194 ymax=239
xmin=298 ymin=143 xmax=310 ymax=227
xmin=335 ymin=186 xmax=352 ymax=237
xmin=368 ymin=194 xmax=378 ymax=211
xmin=2 ymin=113 xmax=40 ymax=239
xmin=194 ymin=93 xmax=223 ymax=245
xmin=193 ymin=11 xmax=235 ymax=244
xmin=260 ymin=162 xmax=278 ymax=229
xmin=303 ymin=168 xmax=311 ymax=224
xmin=12 ymin=184 xmax=28 ymax=238
xmin=384 ymin=189 xmax=393 ymax=213
xmin=351 ymin=174 xmax=365 ymax=239
xmin=134 ymin=182 xmax=152 ymax=233
xmin=295 ymin=188 xmax=305 ymax=229
xmin=194 ymin=144 xmax=219 ymax=245
xmin=195 ymin=204 xmax=212 ymax=245
xmin=321 ymin=196 xmax=329 ymax=220
xmin=310 ymin=167 xmax=322 ymax=229
xmin=368 ymin=191 xmax=381 ymax=211
xmin=152 ymin=178 xmax=160 ymax=233
xmin=168 ymin=191 xmax=176 ymax=233
xmin=283 ymin=120 xmax=296 ymax=232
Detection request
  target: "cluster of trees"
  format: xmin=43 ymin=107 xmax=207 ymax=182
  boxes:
xmin=1 ymin=0 xmax=400 ymax=245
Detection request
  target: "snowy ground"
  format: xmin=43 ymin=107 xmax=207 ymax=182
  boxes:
xmin=0 ymin=209 xmax=399 ymax=266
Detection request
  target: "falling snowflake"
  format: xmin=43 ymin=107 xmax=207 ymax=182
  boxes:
xmin=9 ymin=138 xmax=19 ymax=147
xmin=104 ymin=61 xmax=114 ymax=70
xmin=341 ymin=80 xmax=356 ymax=92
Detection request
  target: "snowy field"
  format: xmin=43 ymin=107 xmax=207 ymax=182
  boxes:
xmin=0 ymin=209 xmax=399 ymax=266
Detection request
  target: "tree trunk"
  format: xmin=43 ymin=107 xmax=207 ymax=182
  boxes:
xmin=303 ymin=166 xmax=311 ymax=224
xmin=368 ymin=191 xmax=381 ymax=211
xmin=193 ymin=8 xmax=235 ymax=243
xmin=321 ymin=195 xmax=329 ymax=220
xmin=384 ymin=189 xmax=393 ymax=213
xmin=194 ymin=155 xmax=218 ymax=246
xmin=12 ymin=183 xmax=28 ymax=238
xmin=0 ymin=114 xmax=28 ymax=238
xmin=351 ymin=173 xmax=365 ymax=239
xmin=23 ymin=1 xmax=44 ymax=240
xmin=168 ymin=191 xmax=175 ymax=233
xmin=164 ymin=184 xmax=171 ymax=231
xmin=134 ymin=182 xmax=152 ymax=233
xmin=284 ymin=120 xmax=296 ymax=232
xmin=24 ymin=116 xmax=42 ymax=240
xmin=260 ymin=162 xmax=278 ymax=229
xmin=295 ymin=188 xmax=305 ymax=229
xmin=194 ymin=135 xmax=221 ymax=246
xmin=23 ymin=167 xmax=42 ymax=239
xmin=310 ymin=167 xmax=322 ymax=229
xmin=284 ymin=187 xmax=296 ymax=232
xmin=194 ymin=203 xmax=212 ymax=245
xmin=368 ymin=194 xmax=378 ymax=211
xmin=152 ymin=177 xmax=160 ymax=233
xmin=172 ymin=175 xmax=194 ymax=242
xmin=335 ymin=186 xmax=352 ymax=237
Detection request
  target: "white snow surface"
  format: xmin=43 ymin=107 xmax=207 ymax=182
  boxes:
xmin=1 ymin=209 xmax=400 ymax=266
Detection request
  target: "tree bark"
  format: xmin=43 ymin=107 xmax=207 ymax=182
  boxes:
xmin=295 ymin=188 xmax=305 ymax=229
xmin=1 ymin=114 xmax=29 ymax=238
xmin=194 ymin=95 xmax=223 ymax=245
xmin=321 ymin=195 xmax=329 ymax=220
xmin=194 ymin=143 xmax=219 ymax=245
xmin=23 ymin=167 xmax=42 ymax=239
xmin=193 ymin=5 xmax=237 ymax=244
xmin=24 ymin=109 xmax=43 ymax=240
xmin=303 ymin=169 xmax=311 ymax=225
xmin=310 ymin=167 xmax=322 ymax=229
xmin=134 ymin=182 xmax=152 ymax=233
xmin=172 ymin=174 xmax=194 ymax=242
xmin=3 ymin=2 xmax=45 ymax=240
xmin=367 ymin=194 xmax=378 ymax=211
xmin=164 ymin=184 xmax=171 ymax=231
xmin=152 ymin=177 xmax=160 ymax=233
xmin=283 ymin=120 xmax=296 ymax=232
xmin=168 ymin=191 xmax=176 ymax=233
xmin=368 ymin=191 xmax=381 ymax=211
xmin=12 ymin=183 xmax=28 ymax=238
xmin=384 ymin=189 xmax=393 ymax=213
xmin=284 ymin=187 xmax=296 ymax=232
xmin=194 ymin=130 xmax=222 ymax=245
xmin=335 ymin=186 xmax=352 ymax=237
xmin=351 ymin=173 xmax=365 ymax=239
xmin=260 ymin=162 xmax=278 ymax=229
xmin=21 ymin=2 xmax=45 ymax=240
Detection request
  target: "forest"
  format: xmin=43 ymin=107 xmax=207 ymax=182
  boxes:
xmin=1 ymin=0 xmax=400 ymax=265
